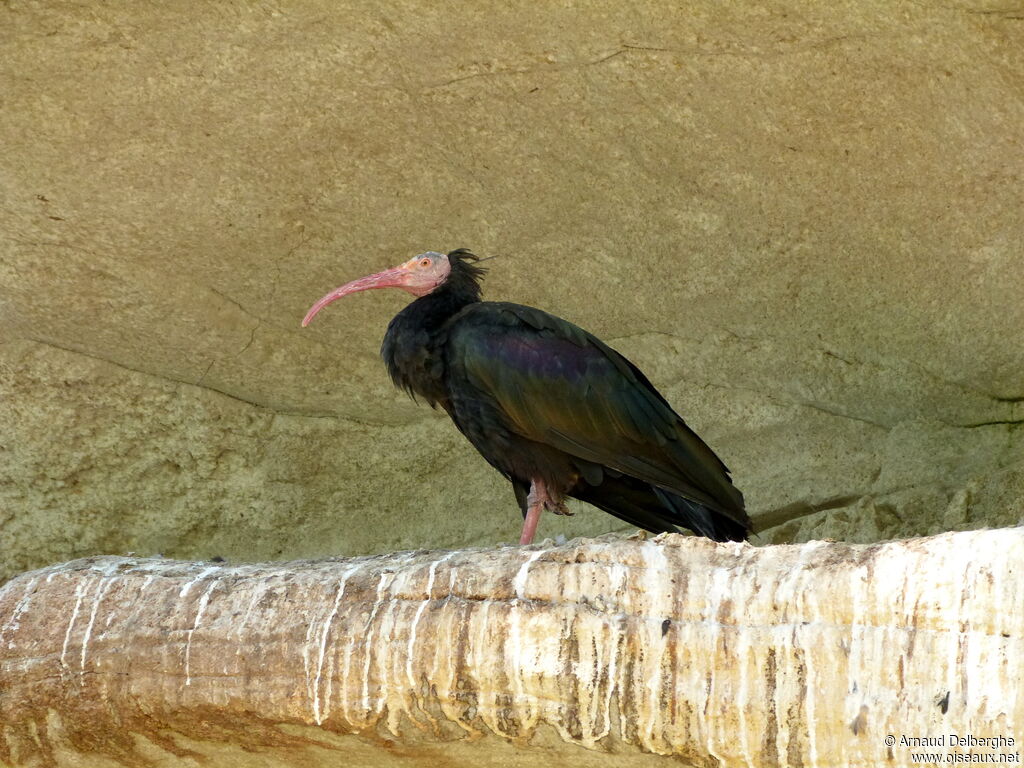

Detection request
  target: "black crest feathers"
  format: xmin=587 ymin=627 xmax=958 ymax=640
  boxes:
xmin=446 ymin=248 xmax=487 ymax=297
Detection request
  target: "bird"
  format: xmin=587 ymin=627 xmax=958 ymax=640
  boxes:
xmin=302 ymin=248 xmax=749 ymax=545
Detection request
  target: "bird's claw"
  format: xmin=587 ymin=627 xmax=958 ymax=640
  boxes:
xmin=547 ymin=500 xmax=573 ymax=517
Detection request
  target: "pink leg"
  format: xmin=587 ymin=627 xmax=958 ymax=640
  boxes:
xmin=520 ymin=504 xmax=542 ymax=545
xmin=519 ymin=478 xmax=569 ymax=545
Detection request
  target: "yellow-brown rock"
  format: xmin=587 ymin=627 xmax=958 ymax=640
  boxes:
xmin=2 ymin=3 xmax=1023 ymax=578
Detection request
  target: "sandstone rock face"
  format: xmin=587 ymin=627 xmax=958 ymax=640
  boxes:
xmin=2 ymin=1 xmax=1023 ymax=579
xmin=2 ymin=531 xmax=1021 ymax=767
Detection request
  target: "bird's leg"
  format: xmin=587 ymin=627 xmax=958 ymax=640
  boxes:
xmin=520 ymin=479 xmax=570 ymax=545
xmin=520 ymin=504 xmax=543 ymax=546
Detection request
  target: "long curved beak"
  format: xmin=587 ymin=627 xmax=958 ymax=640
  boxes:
xmin=301 ymin=267 xmax=408 ymax=327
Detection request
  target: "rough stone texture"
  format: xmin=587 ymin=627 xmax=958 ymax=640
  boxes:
xmin=2 ymin=530 xmax=1021 ymax=767
xmin=2 ymin=1 xmax=1024 ymax=580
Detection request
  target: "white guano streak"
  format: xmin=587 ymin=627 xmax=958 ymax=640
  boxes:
xmin=184 ymin=578 xmax=220 ymax=686
xmin=427 ymin=566 xmax=459 ymax=686
xmin=702 ymin=557 xmax=732 ymax=764
xmin=474 ymin=598 xmax=496 ymax=734
xmin=178 ymin=565 xmax=221 ymax=598
xmin=360 ymin=566 xmax=400 ymax=718
xmin=641 ymin=540 xmax=671 ymax=752
xmin=80 ymin=576 xmax=116 ymax=675
xmin=0 ymin=576 xmax=41 ymax=647
xmin=788 ymin=540 xmax=826 ymax=767
xmin=406 ymin=552 xmax=457 ymax=700
xmin=60 ymin=579 xmax=89 ymax=673
xmin=599 ymin=562 xmax=629 ymax=743
xmin=312 ymin=563 xmax=364 ymax=725
xmin=509 ymin=549 xmax=546 ymax=734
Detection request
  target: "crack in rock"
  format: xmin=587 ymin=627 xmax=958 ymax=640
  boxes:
xmin=424 ymin=35 xmax=864 ymax=91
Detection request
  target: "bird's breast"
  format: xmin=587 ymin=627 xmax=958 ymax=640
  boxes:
xmin=381 ymin=327 xmax=447 ymax=405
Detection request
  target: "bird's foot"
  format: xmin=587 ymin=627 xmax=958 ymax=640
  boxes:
xmin=548 ymin=499 xmax=573 ymax=517
xmin=521 ymin=478 xmax=570 ymax=544
xmin=533 ymin=485 xmax=572 ymax=516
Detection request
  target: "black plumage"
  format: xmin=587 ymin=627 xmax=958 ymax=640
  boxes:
xmin=304 ymin=248 xmax=749 ymax=544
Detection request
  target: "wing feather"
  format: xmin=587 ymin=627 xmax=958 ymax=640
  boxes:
xmin=447 ymin=303 xmax=745 ymax=520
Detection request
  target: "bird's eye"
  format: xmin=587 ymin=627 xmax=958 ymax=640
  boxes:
xmin=420 ymin=258 xmax=431 ymax=268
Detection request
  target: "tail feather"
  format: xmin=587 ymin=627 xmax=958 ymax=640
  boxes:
xmin=651 ymin=486 xmax=749 ymax=542
xmin=571 ymin=473 xmax=750 ymax=542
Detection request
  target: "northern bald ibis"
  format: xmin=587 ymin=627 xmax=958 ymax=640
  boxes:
xmin=302 ymin=249 xmax=749 ymax=545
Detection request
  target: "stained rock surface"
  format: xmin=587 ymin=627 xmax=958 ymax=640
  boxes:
xmin=2 ymin=1 xmax=1024 ymax=579
xmin=2 ymin=530 xmax=1021 ymax=767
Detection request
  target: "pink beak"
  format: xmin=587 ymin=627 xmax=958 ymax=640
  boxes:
xmin=301 ymin=267 xmax=408 ymax=327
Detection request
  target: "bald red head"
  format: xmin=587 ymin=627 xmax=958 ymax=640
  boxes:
xmin=301 ymin=251 xmax=452 ymax=327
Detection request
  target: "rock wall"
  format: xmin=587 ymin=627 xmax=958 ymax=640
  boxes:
xmin=2 ymin=1 xmax=1023 ymax=580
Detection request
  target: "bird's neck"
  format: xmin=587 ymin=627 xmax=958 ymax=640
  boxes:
xmin=382 ymin=283 xmax=479 ymax=406
xmin=394 ymin=278 xmax=480 ymax=338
